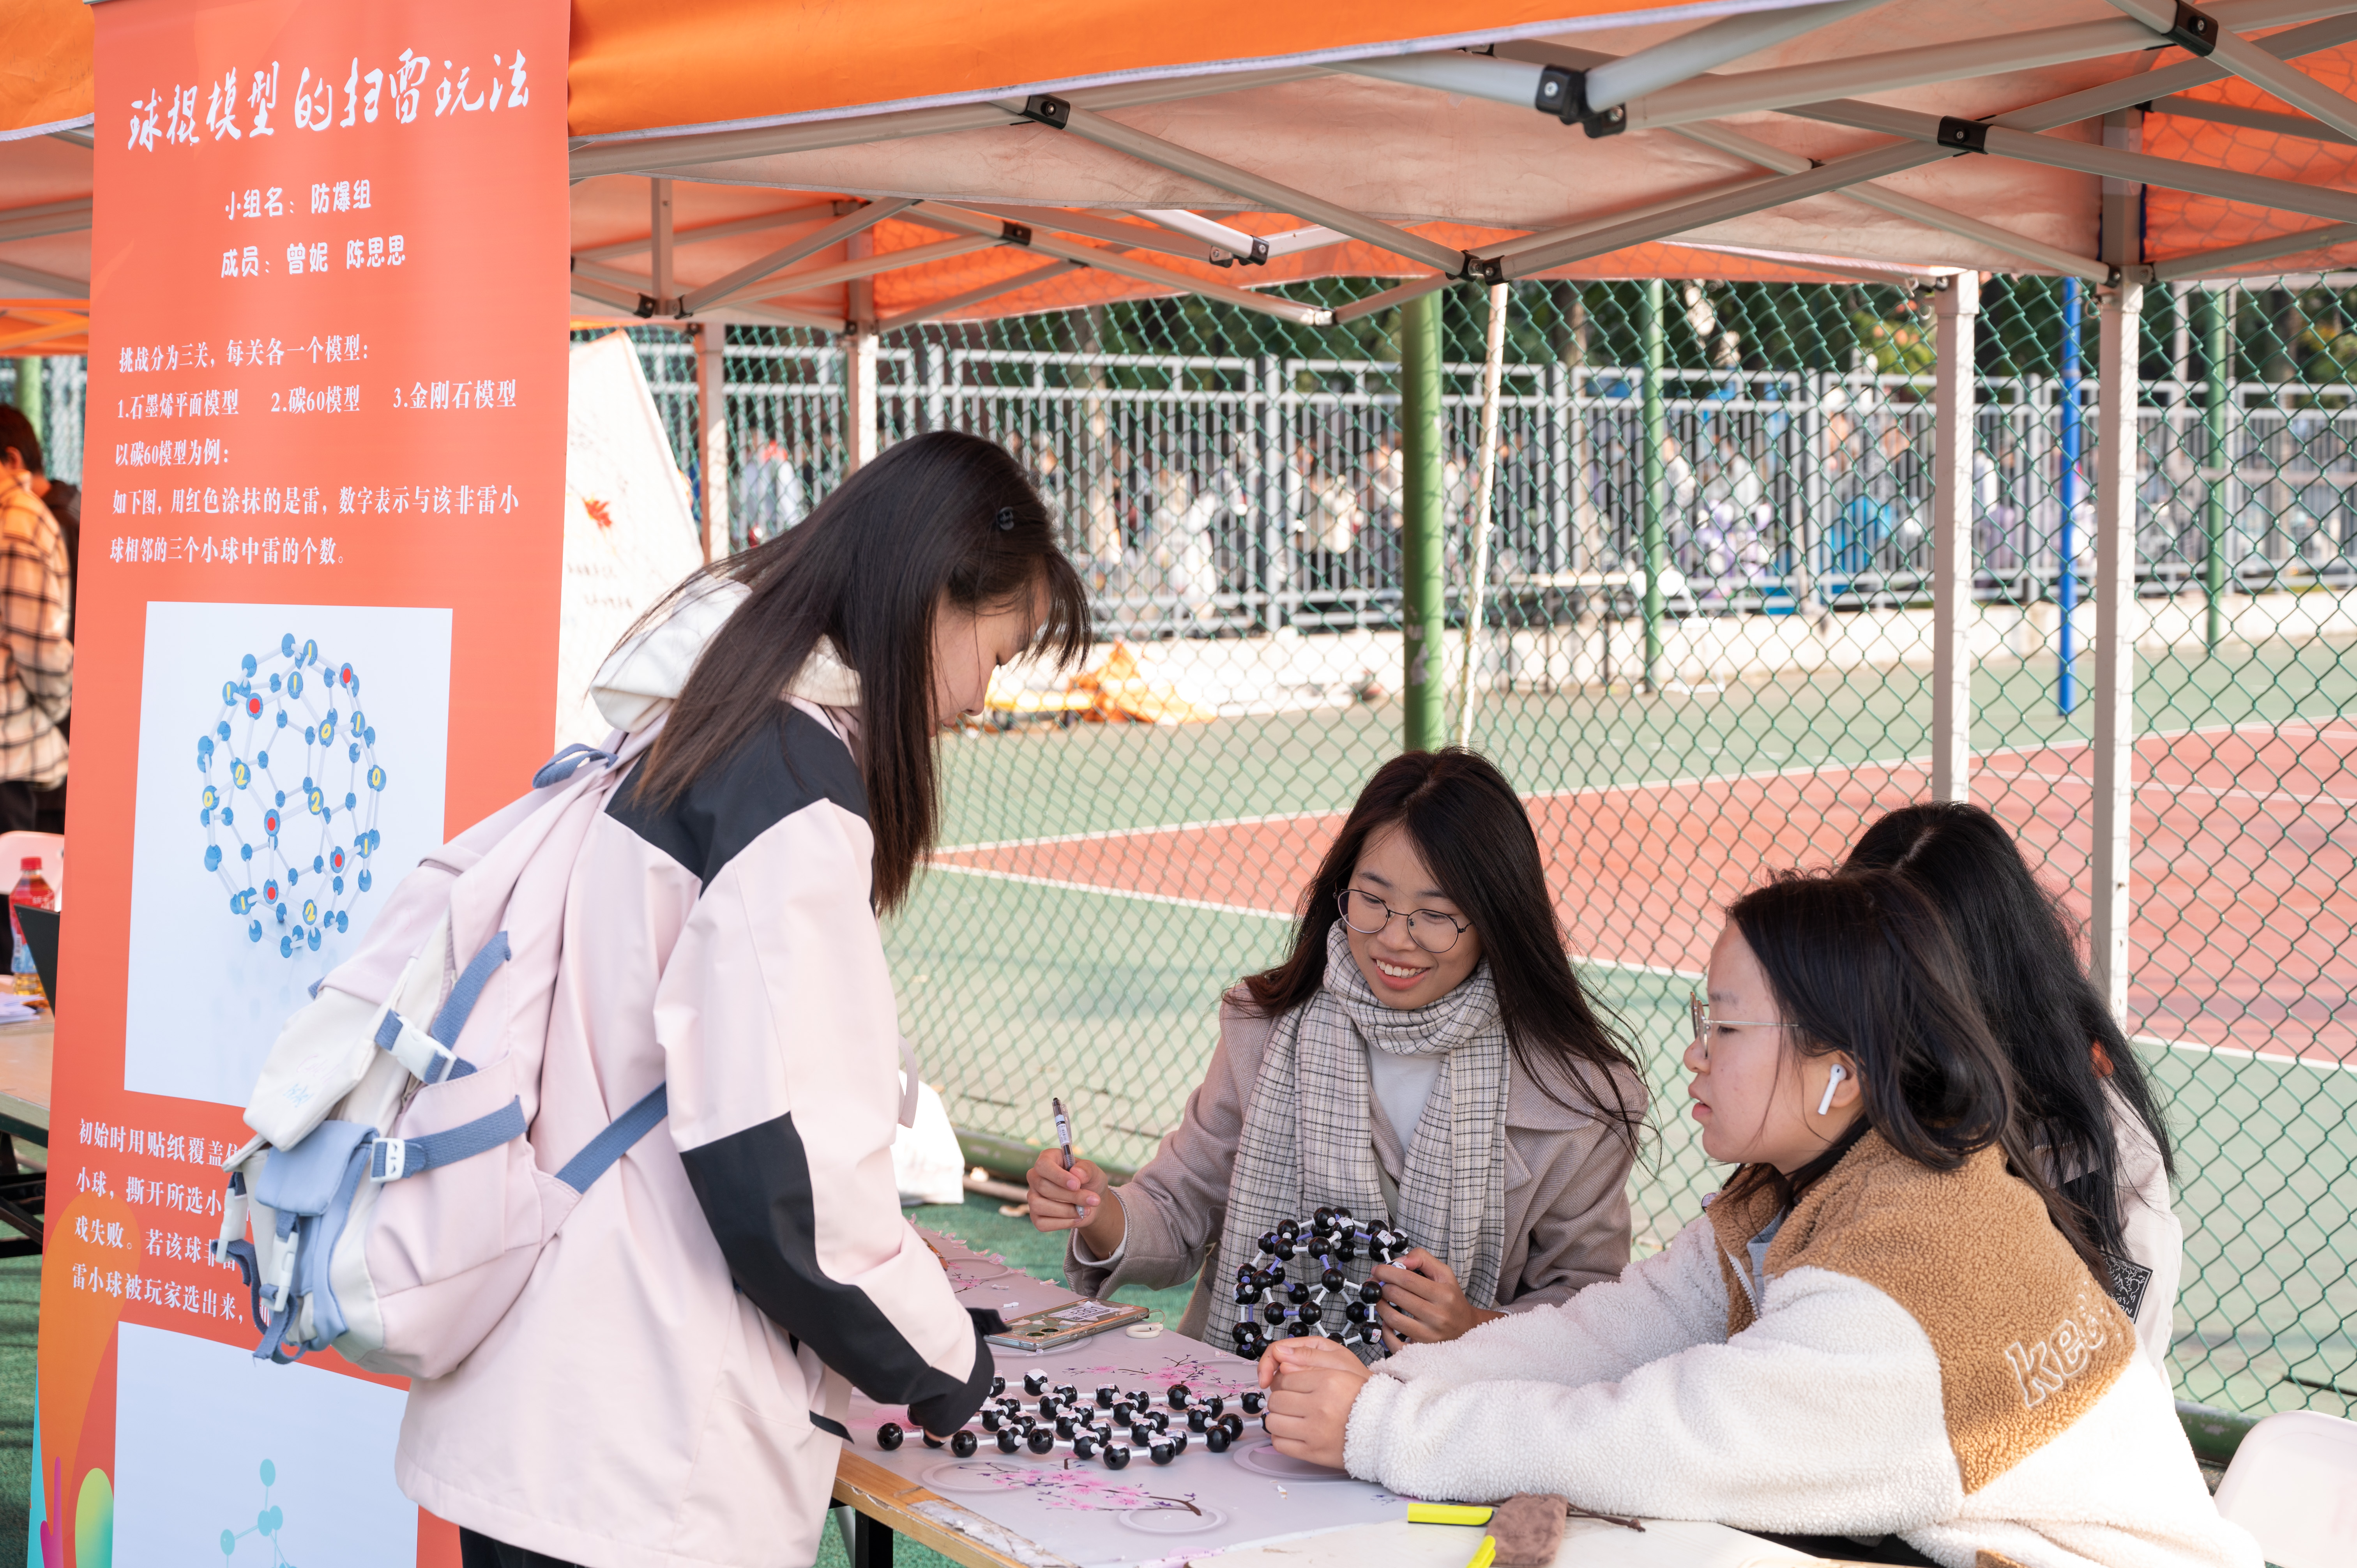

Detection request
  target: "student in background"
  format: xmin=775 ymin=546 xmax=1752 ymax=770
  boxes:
xmin=1261 ymin=871 xmax=2253 ymax=1568
xmin=1029 ymin=748 xmax=1646 ymax=1354
xmin=0 ymin=408 xmax=70 ymax=836
xmin=1842 ymin=801 xmax=2180 ymax=1370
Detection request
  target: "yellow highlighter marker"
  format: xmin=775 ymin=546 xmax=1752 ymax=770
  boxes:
xmin=1407 ymin=1503 xmax=1496 ymax=1527
xmin=1465 ymin=1536 xmax=1497 ymax=1568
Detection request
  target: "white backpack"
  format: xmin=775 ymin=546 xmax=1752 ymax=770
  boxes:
xmin=210 ymin=736 xmax=666 ymax=1378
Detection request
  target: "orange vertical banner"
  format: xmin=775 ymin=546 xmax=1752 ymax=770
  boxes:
xmin=40 ymin=1 xmax=567 ymax=1562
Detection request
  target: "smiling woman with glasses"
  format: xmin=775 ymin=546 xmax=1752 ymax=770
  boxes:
xmin=1027 ymin=747 xmax=1646 ymax=1358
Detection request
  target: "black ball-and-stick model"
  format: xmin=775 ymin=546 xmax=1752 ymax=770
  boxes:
xmin=1230 ymin=1207 xmax=1412 ymax=1358
xmin=874 ymin=1374 xmax=1269 ymax=1470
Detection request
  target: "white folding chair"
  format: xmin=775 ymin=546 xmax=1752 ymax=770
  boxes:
xmin=2212 ymin=1409 xmax=2357 ymax=1568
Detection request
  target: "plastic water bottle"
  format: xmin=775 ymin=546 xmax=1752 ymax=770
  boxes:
xmin=10 ymin=858 xmax=54 ymax=1002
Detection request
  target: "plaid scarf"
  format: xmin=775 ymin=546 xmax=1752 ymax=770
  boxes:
xmin=1207 ymin=923 xmax=1511 ymax=1353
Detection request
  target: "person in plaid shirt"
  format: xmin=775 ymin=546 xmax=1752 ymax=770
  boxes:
xmin=0 ymin=407 xmax=72 ymax=833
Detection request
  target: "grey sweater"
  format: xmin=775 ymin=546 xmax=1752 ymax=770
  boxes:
xmin=1066 ymin=991 xmax=1645 ymax=1339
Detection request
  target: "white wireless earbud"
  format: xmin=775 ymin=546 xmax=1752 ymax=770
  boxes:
xmin=1816 ymin=1063 xmax=1847 ymax=1117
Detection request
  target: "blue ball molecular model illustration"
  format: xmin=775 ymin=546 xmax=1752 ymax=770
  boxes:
xmin=218 ymin=1456 xmax=289 ymax=1563
xmin=198 ymin=634 xmax=385 ymax=961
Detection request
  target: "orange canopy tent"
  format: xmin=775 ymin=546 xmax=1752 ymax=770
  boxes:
xmin=11 ymin=0 xmax=2357 ymax=346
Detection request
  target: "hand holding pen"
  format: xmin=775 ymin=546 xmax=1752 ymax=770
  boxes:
xmin=1026 ymin=1096 xmax=1124 ymax=1256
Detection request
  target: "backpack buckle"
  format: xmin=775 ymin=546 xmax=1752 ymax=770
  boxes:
xmin=369 ymin=1138 xmax=410 ymax=1181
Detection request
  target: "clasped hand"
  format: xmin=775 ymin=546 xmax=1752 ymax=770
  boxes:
xmin=1372 ymin=1248 xmax=1504 ymax=1351
xmin=1254 ymin=1336 xmax=1370 ymax=1469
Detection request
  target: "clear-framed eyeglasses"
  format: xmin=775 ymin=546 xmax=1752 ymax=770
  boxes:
xmin=1689 ymin=988 xmax=1787 ymax=1062
xmin=1337 ymin=888 xmax=1471 ymax=955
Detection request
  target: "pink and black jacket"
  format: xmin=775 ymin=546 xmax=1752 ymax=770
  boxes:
xmin=397 ymin=585 xmax=992 ymax=1568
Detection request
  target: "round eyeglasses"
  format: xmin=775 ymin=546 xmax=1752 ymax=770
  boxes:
xmin=1337 ymin=888 xmax=1470 ymax=955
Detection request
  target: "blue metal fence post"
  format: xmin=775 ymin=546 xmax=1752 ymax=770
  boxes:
xmin=2058 ymin=278 xmax=2083 ymax=716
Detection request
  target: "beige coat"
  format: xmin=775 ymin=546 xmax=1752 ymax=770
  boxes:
xmin=1066 ymin=991 xmax=1644 ymax=1338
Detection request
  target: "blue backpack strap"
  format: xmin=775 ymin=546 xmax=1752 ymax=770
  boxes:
xmin=554 ymin=1084 xmax=669 ymax=1194
xmin=373 ymin=931 xmax=511 ymax=1085
xmin=534 ymin=743 xmax=613 ymax=788
xmin=428 ymin=931 xmax=511 ymax=1049
xmin=369 ymin=1098 xmax=528 ymax=1182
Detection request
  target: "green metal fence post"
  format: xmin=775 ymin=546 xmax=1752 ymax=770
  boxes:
xmin=7 ymin=359 xmax=40 ymax=461
xmin=1400 ymin=291 xmax=1446 ymax=752
xmin=2202 ymin=288 xmax=2230 ymax=655
xmin=1641 ymin=279 xmax=1668 ymax=693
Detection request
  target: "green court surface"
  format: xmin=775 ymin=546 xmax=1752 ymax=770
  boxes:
xmin=889 ymin=632 xmax=2357 ymax=1422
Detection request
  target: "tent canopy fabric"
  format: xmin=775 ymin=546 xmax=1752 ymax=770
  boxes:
xmin=11 ymin=0 xmax=2357 ymax=341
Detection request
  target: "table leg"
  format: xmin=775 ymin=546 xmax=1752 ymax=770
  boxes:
xmin=852 ymin=1510 xmax=894 ymax=1568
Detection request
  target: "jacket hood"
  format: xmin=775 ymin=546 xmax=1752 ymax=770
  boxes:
xmin=590 ymin=577 xmax=862 ymax=733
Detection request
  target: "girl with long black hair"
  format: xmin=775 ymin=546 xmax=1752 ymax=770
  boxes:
xmin=1256 ymin=871 xmax=2251 ymax=1568
xmin=401 ymin=431 xmax=1091 ymax=1568
xmin=1027 ymin=747 xmax=1646 ymax=1353
xmin=1842 ymin=801 xmax=2179 ymax=1368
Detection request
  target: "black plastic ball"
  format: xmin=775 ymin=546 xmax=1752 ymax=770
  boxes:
xmin=1345 ymin=1301 xmax=1372 ymax=1323
xmin=1258 ymin=1231 xmax=1281 ymax=1257
xmin=1360 ymin=1279 xmax=1384 ymax=1303
xmin=1027 ymin=1429 xmax=1055 ymax=1455
xmin=1187 ymin=1409 xmax=1208 ymax=1433
xmin=1287 ymin=1319 xmax=1312 ymax=1337
xmin=1207 ymin=1425 xmax=1232 ymax=1453
xmin=1024 ymin=1372 xmax=1048 ymax=1396
xmin=951 ymin=1430 xmax=978 ymax=1458
xmin=1286 ymin=1281 xmax=1311 ymax=1303
xmin=997 ymin=1429 xmax=1021 ymax=1453
xmin=1221 ymin=1413 xmax=1245 ymax=1439
xmin=1167 ymin=1384 xmax=1191 ymax=1409
xmin=1276 ymin=1218 xmax=1299 ymax=1243
xmin=1055 ymin=1416 xmax=1076 ymax=1439
xmin=1150 ymin=1441 xmax=1176 ymax=1466
xmin=1074 ymin=1434 xmax=1097 ymax=1459
xmin=989 ymin=1376 xmax=1007 ymax=1397
xmin=1106 ymin=1445 xmax=1131 ymax=1470
xmin=1204 ymin=1396 xmax=1225 ymax=1418
xmin=876 ymin=1423 xmax=904 ymax=1451
xmin=1299 ymin=1302 xmax=1323 ymax=1325
xmin=1240 ymin=1391 xmax=1266 ymax=1415
xmin=1321 ymin=1268 xmax=1347 ymax=1292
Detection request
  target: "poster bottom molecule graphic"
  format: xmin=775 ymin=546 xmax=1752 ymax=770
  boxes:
xmin=123 ymin=602 xmax=452 ymax=1109
xmin=111 ymin=1324 xmax=416 ymax=1567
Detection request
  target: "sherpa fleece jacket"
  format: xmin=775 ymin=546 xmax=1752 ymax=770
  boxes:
xmin=396 ymin=586 xmax=991 ymax=1568
xmin=1344 ymin=1133 xmax=2256 ymax=1568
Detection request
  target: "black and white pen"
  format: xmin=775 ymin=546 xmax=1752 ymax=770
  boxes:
xmin=1052 ymin=1097 xmax=1074 ymax=1171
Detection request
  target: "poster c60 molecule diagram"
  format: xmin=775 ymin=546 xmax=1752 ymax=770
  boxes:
xmin=197 ymin=634 xmax=385 ymax=960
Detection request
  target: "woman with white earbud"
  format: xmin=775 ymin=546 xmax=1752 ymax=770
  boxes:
xmin=1253 ymin=870 xmax=2255 ymax=1568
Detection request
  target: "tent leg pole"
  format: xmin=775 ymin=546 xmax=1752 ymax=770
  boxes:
xmin=1400 ymin=291 xmax=1445 ymax=754
xmin=844 ymin=329 xmax=879 ymax=473
xmin=2091 ymin=275 xmax=2145 ymax=1019
xmin=1931 ymin=274 xmax=1979 ymax=803
xmin=697 ymin=323 xmax=729 ymax=561
xmin=1641 ymin=280 xmax=1667 ymax=694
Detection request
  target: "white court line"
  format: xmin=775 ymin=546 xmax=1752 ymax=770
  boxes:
xmin=927 ymin=859 xmax=2354 ymax=1074
xmin=936 ymin=715 xmax=2351 ymax=858
xmin=935 ymin=753 xmax=1931 ymax=857
xmin=1975 ymin=767 xmax=2357 ymax=813
xmin=925 ymin=860 xmax=1293 ymax=920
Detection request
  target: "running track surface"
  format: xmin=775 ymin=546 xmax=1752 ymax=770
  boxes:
xmin=934 ymin=721 xmax=2357 ymax=1066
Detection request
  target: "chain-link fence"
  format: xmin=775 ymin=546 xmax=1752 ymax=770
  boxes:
xmin=585 ymin=288 xmax=2329 ymax=1425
